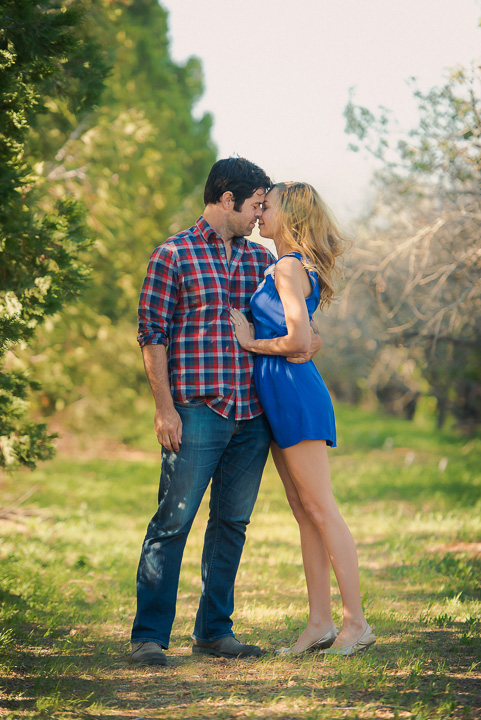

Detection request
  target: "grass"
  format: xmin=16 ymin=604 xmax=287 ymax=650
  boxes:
xmin=0 ymin=403 xmax=480 ymax=719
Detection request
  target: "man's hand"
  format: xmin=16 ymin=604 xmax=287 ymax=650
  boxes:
xmin=287 ymin=321 xmax=322 ymax=364
xmin=154 ymin=405 xmax=183 ymax=452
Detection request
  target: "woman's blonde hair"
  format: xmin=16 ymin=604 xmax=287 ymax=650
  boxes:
xmin=273 ymin=182 xmax=347 ymax=309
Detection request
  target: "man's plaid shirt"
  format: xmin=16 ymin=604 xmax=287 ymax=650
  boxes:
xmin=138 ymin=216 xmax=275 ymax=421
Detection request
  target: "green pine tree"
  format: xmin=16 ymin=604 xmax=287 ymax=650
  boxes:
xmin=0 ymin=0 xmax=108 ymax=467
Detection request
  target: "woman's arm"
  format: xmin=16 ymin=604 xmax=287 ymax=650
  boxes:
xmin=287 ymin=319 xmax=323 ymax=363
xmin=231 ymin=257 xmax=311 ymax=356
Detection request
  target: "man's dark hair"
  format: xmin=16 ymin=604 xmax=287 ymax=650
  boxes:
xmin=204 ymin=157 xmax=271 ymax=211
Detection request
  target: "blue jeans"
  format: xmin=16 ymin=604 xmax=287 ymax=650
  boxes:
xmin=131 ymin=402 xmax=271 ymax=648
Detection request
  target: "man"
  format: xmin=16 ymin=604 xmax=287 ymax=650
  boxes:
xmin=130 ymin=158 xmax=319 ymax=666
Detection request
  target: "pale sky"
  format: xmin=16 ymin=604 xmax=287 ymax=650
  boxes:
xmin=160 ymin=0 xmax=480 ymax=224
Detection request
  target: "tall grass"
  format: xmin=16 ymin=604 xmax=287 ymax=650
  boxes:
xmin=1 ymin=404 xmax=480 ymax=719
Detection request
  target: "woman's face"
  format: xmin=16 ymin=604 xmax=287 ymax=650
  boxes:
xmin=258 ymin=188 xmax=280 ymax=240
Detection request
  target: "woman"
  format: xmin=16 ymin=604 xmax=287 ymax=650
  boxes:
xmin=230 ymin=182 xmax=375 ymax=656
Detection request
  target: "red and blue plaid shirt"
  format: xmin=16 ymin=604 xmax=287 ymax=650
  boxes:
xmin=138 ymin=216 xmax=275 ymax=420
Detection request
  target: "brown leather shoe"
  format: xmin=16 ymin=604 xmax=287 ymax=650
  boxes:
xmin=130 ymin=641 xmax=167 ymax=666
xmin=192 ymin=635 xmax=262 ymax=658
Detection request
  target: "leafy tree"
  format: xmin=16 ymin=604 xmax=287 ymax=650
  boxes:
xmin=0 ymin=0 xmax=108 ymax=467
xmin=343 ymin=65 xmax=481 ymax=427
xmin=14 ymin=0 xmax=216 ymax=436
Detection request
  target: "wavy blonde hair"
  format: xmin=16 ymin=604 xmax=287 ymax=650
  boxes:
xmin=273 ymin=182 xmax=347 ymax=309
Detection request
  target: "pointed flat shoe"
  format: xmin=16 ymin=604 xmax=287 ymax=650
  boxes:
xmin=275 ymin=625 xmax=339 ymax=656
xmin=304 ymin=625 xmax=339 ymax=651
xmin=321 ymin=624 xmax=376 ymax=657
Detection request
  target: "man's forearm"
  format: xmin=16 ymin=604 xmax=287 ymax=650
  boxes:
xmin=142 ymin=344 xmax=173 ymax=410
xmin=142 ymin=344 xmax=183 ymax=452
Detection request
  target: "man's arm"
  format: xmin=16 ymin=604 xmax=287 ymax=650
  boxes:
xmin=286 ymin=319 xmax=322 ymax=364
xmin=138 ymin=243 xmax=182 ymax=451
xmin=142 ymin=344 xmax=182 ymax=452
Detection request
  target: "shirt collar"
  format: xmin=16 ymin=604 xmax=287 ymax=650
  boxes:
xmin=196 ymin=216 xmax=246 ymax=248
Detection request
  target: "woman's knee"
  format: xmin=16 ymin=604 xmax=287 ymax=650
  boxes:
xmin=285 ymin=493 xmax=310 ymax=524
xmin=301 ymin=498 xmax=339 ymax=530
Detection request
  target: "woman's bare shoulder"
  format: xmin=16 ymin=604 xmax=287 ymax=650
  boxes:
xmin=275 ymin=255 xmax=311 ymax=296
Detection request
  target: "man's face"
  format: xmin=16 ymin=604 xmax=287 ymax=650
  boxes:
xmin=228 ymin=188 xmax=266 ymax=237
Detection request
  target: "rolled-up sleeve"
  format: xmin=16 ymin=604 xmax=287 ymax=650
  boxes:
xmin=137 ymin=243 xmax=179 ymax=348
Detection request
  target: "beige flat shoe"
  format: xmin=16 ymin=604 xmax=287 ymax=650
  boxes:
xmin=276 ymin=625 xmax=339 ymax=655
xmin=321 ymin=624 xmax=376 ymax=656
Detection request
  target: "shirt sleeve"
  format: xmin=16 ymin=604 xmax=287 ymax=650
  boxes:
xmin=137 ymin=243 xmax=179 ymax=348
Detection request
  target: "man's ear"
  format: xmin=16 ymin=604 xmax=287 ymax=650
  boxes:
xmin=221 ymin=191 xmax=234 ymax=210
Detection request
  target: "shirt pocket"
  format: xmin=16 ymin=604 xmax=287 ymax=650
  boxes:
xmin=181 ymin=273 xmax=226 ymax=309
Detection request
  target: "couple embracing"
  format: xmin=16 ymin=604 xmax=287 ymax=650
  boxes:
xmin=129 ymin=157 xmax=375 ymax=666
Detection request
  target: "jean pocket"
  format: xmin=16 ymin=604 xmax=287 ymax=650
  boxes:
xmin=173 ymin=400 xmax=206 ymax=408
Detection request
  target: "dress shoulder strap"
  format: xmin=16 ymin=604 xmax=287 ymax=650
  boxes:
xmin=276 ymin=251 xmax=303 ymax=263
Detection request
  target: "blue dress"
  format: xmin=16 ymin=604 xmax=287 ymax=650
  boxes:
xmin=250 ymin=252 xmax=336 ymax=449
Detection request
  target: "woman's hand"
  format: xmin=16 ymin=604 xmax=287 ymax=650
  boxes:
xmin=230 ymin=308 xmax=255 ymax=351
xmin=287 ymin=321 xmax=322 ymax=363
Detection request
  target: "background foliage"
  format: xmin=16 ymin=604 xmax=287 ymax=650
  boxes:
xmin=318 ymin=63 xmax=481 ymax=430
xmin=1 ymin=1 xmax=480 ymax=469
xmin=21 ymin=0 xmax=216 ymax=433
xmin=1 ymin=0 xmax=216 ymax=465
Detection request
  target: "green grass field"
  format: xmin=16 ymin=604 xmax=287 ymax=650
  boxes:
xmin=1 ymin=404 xmax=480 ymax=719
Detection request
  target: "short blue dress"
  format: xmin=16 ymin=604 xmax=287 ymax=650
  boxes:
xmin=250 ymin=252 xmax=336 ymax=449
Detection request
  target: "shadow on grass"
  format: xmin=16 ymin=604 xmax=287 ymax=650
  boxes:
xmin=2 ymin=622 xmax=481 ymax=720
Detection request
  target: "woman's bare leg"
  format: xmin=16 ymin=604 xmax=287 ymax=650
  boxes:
xmin=279 ymin=440 xmax=368 ymax=648
xmin=271 ymin=443 xmax=334 ymax=652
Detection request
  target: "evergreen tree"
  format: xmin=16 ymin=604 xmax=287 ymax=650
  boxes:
xmin=0 ymin=0 xmax=108 ymax=467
